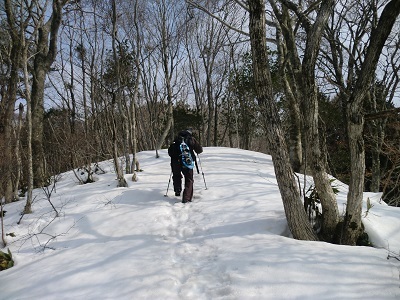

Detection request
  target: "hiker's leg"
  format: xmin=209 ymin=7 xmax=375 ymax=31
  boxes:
xmin=182 ymin=168 xmax=194 ymax=203
xmin=171 ymin=161 xmax=182 ymax=195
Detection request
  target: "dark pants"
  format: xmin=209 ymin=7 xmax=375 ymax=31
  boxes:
xmin=171 ymin=160 xmax=194 ymax=202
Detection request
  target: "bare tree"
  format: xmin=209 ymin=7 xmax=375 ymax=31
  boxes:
xmin=29 ymin=0 xmax=70 ymax=187
xmin=248 ymin=0 xmax=317 ymax=240
xmin=2 ymin=0 xmax=24 ymax=203
xmin=342 ymin=0 xmax=400 ymax=245
xmin=185 ymin=1 xmax=251 ymax=148
xmin=13 ymin=103 xmax=24 ymax=201
xmin=1 ymin=198 xmax=6 ymax=247
xmin=269 ymin=0 xmax=303 ymax=172
xmin=119 ymin=0 xmax=144 ymax=179
xmin=197 ymin=13 xmax=228 ymax=146
xmin=186 ymin=0 xmax=398 ymax=244
xmin=271 ymin=0 xmax=340 ymax=242
xmin=322 ymin=0 xmax=399 ymax=196
xmin=185 ymin=0 xmax=317 ymax=239
xmin=151 ymin=0 xmax=188 ymax=155
xmin=110 ymin=0 xmax=128 ymax=186
xmin=83 ymin=0 xmax=109 ymax=161
xmin=20 ymin=11 xmax=35 ymax=215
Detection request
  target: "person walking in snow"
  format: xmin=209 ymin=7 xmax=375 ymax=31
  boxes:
xmin=168 ymin=129 xmax=203 ymax=203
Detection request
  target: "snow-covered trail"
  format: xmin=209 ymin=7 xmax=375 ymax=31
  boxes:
xmin=158 ymin=200 xmax=232 ymax=298
xmin=117 ymin=147 xmax=290 ymax=299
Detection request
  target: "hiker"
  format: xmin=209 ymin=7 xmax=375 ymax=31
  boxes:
xmin=168 ymin=129 xmax=203 ymax=203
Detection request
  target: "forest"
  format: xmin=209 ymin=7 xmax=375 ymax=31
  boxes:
xmin=0 ymin=0 xmax=399 ymax=246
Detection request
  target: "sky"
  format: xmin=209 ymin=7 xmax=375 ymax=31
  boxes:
xmin=1 ymin=147 xmax=400 ymax=299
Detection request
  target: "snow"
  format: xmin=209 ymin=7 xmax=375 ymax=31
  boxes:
xmin=1 ymin=147 xmax=399 ymax=299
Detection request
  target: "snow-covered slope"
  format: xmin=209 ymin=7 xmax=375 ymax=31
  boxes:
xmin=1 ymin=147 xmax=399 ymax=299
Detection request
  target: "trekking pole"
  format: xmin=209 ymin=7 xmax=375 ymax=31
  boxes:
xmin=198 ymin=154 xmax=208 ymax=190
xmin=164 ymin=171 xmax=173 ymax=197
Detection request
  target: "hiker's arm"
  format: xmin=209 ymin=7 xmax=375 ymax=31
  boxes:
xmin=192 ymin=138 xmax=203 ymax=154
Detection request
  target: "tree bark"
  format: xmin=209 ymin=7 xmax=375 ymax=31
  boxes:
xmin=248 ymin=0 xmax=317 ymax=241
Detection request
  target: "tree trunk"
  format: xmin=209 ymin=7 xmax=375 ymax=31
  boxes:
xmin=129 ymin=0 xmax=142 ymax=181
xmin=248 ymin=0 xmax=317 ymax=241
xmin=155 ymin=5 xmax=175 ymax=155
xmin=31 ymin=64 xmax=47 ymax=186
xmin=129 ymin=70 xmax=140 ymax=181
xmin=22 ymin=34 xmax=34 ymax=214
xmin=206 ymin=64 xmax=213 ymax=147
xmin=156 ymin=102 xmax=174 ymax=154
xmin=3 ymin=0 xmax=22 ymax=203
xmin=368 ymin=119 xmax=385 ymax=192
xmin=31 ymin=0 xmax=67 ymax=187
xmin=1 ymin=49 xmax=18 ymax=204
xmin=271 ymin=2 xmax=303 ymax=172
xmin=13 ymin=103 xmax=24 ymax=201
xmin=111 ymin=0 xmax=131 ymax=174
xmin=130 ymin=92 xmax=139 ymax=181
xmin=283 ymin=75 xmax=302 ymax=173
xmin=294 ymin=0 xmax=339 ymax=241
xmin=366 ymin=85 xmax=387 ymax=193
xmin=111 ymin=94 xmax=128 ymax=188
xmin=1 ymin=200 xmax=6 ymax=247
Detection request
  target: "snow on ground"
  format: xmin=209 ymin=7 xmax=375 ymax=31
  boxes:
xmin=1 ymin=147 xmax=399 ymax=299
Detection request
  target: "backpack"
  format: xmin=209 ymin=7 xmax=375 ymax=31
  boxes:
xmin=178 ymin=131 xmax=194 ymax=169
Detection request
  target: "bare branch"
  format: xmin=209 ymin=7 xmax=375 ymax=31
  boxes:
xmin=186 ymin=0 xmax=249 ymax=36
xmin=279 ymin=0 xmax=312 ymax=31
xmin=1 ymin=199 xmax=6 ymax=247
xmin=232 ymin=0 xmax=249 ymax=11
xmin=365 ymin=107 xmax=400 ymax=121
